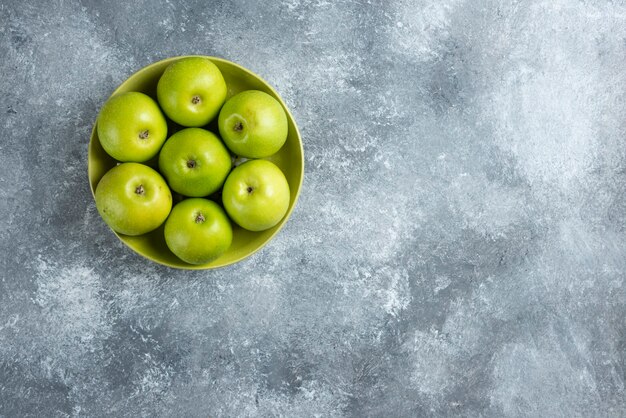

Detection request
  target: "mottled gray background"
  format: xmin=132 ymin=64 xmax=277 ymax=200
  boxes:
xmin=0 ymin=0 xmax=624 ymax=416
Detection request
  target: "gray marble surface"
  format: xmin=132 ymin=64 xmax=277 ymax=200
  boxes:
xmin=1 ymin=0 xmax=625 ymax=416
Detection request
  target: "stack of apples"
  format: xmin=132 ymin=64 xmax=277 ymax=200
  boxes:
xmin=94 ymin=57 xmax=291 ymax=265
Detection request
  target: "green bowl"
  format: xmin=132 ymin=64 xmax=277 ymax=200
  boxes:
xmin=88 ymin=56 xmax=304 ymax=269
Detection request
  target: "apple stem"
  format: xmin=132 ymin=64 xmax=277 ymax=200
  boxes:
xmin=247 ymin=186 xmax=253 ymax=194
xmin=187 ymin=160 xmax=196 ymax=168
xmin=191 ymin=95 xmax=201 ymax=105
xmin=195 ymin=213 xmax=205 ymax=223
xmin=135 ymin=185 xmax=145 ymax=195
xmin=234 ymin=122 xmax=243 ymax=132
xmin=139 ymin=130 xmax=149 ymax=139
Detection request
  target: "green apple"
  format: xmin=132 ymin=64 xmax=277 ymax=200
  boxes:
xmin=95 ymin=163 xmax=172 ymax=236
xmin=158 ymin=128 xmax=232 ymax=197
xmin=164 ymin=198 xmax=232 ymax=264
xmin=157 ymin=57 xmax=227 ymax=127
xmin=97 ymin=92 xmax=168 ymax=162
xmin=218 ymin=90 xmax=288 ymax=158
xmin=222 ymin=160 xmax=290 ymax=231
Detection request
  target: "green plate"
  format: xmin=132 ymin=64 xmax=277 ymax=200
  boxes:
xmin=88 ymin=56 xmax=304 ymax=269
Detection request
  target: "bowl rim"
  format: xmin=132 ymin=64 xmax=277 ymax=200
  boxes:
xmin=87 ymin=55 xmax=304 ymax=270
